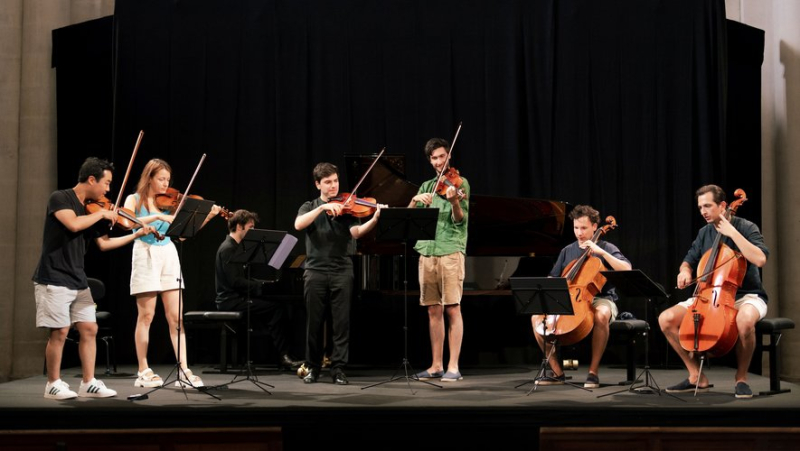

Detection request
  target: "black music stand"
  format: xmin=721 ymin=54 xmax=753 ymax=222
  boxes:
xmin=216 ymin=229 xmax=297 ymax=394
xmin=130 ymin=196 xmax=219 ymax=401
xmin=362 ymin=207 xmax=440 ymax=394
xmin=595 ymin=270 xmax=682 ymax=400
xmin=510 ymin=277 xmax=591 ymax=394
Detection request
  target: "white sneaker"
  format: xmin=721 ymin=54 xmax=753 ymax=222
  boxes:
xmin=135 ymin=368 xmax=164 ymax=388
xmin=44 ymin=379 xmax=78 ymax=400
xmin=174 ymin=369 xmax=204 ymax=388
xmin=78 ymin=378 xmax=117 ymax=398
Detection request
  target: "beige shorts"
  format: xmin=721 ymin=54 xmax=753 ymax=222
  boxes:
xmin=34 ymin=283 xmax=96 ymax=328
xmin=593 ymin=296 xmax=619 ymax=323
xmin=130 ymin=240 xmax=184 ymax=295
xmin=418 ymin=252 xmax=465 ymax=306
xmin=677 ymin=293 xmax=768 ymax=320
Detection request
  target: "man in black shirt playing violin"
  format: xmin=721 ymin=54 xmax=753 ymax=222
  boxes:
xmin=295 ymin=162 xmax=382 ymax=384
xmin=659 ymin=185 xmax=769 ymax=399
xmin=33 ymin=157 xmax=155 ymax=400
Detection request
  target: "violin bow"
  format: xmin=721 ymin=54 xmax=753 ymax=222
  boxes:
xmin=172 ymin=153 xmax=207 ymax=219
xmin=110 ymin=130 xmax=144 ymax=226
xmin=427 ymin=121 xmax=463 ymax=197
xmin=342 ymin=147 xmax=385 ymax=205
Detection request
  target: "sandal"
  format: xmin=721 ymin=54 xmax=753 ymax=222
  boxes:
xmin=135 ymin=368 xmax=163 ymax=388
xmin=174 ymin=369 xmax=204 ymax=388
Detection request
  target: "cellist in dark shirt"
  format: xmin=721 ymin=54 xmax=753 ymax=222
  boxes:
xmin=659 ymin=185 xmax=769 ymax=399
xmin=534 ymin=205 xmax=631 ymax=389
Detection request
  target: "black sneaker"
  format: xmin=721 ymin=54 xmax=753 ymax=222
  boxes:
xmin=584 ymin=373 xmax=600 ymax=389
xmin=303 ymin=368 xmax=319 ymax=384
xmin=735 ymin=381 xmax=753 ymax=399
xmin=332 ymin=369 xmax=349 ymax=385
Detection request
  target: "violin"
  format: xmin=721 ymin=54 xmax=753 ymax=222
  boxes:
xmin=85 ymin=196 xmax=164 ymax=241
xmin=533 ymin=216 xmax=618 ymax=346
xmin=678 ymin=189 xmax=748 ymax=358
xmin=155 ymin=187 xmax=232 ymax=219
xmin=436 ymin=167 xmax=466 ymax=200
xmin=326 ymin=147 xmax=386 ymax=218
xmin=327 ymin=193 xmax=379 ymax=218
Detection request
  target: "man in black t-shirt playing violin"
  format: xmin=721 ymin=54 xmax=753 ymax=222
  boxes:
xmin=33 ymin=157 xmax=154 ymax=400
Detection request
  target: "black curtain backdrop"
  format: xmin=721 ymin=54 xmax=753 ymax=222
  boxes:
xmin=52 ymin=0 xmax=763 ymax=367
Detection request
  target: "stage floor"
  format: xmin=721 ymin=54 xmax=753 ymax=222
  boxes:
xmin=2 ymin=364 xmax=799 ymax=449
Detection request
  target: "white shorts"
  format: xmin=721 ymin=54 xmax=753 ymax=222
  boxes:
xmin=130 ymin=240 xmax=184 ymax=295
xmin=677 ymin=293 xmax=768 ymax=320
xmin=34 ymin=283 xmax=96 ymax=328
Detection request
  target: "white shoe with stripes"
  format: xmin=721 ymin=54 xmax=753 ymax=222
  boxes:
xmin=78 ymin=378 xmax=117 ymax=398
xmin=44 ymin=379 xmax=78 ymax=400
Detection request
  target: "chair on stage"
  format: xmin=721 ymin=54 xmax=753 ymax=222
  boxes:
xmin=751 ymin=317 xmax=795 ymax=395
xmin=184 ymin=308 xmax=243 ymax=374
xmin=609 ymin=318 xmax=650 ymax=385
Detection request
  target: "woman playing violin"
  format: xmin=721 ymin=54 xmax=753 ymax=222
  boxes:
xmin=123 ymin=158 xmax=220 ymax=389
xmin=294 ymin=162 xmax=382 ymax=384
xmin=408 ymin=138 xmax=469 ymax=383
xmin=534 ymin=205 xmax=631 ymax=388
xmin=660 ymin=185 xmax=769 ymax=399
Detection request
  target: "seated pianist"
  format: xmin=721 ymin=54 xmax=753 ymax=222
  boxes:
xmin=214 ymin=209 xmax=302 ymax=370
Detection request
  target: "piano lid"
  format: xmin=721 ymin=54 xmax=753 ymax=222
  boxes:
xmin=344 ymin=154 xmax=572 ymax=257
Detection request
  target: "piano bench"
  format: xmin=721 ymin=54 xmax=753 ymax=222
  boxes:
xmin=184 ymin=311 xmax=243 ymax=374
xmin=754 ymin=317 xmax=795 ymax=396
xmin=609 ymin=319 xmax=649 ymax=385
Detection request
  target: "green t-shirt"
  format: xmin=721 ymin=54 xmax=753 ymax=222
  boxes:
xmin=412 ymin=177 xmax=469 ymax=256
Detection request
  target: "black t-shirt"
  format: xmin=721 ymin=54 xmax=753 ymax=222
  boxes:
xmin=683 ymin=216 xmax=769 ymax=301
xmin=215 ymin=235 xmax=264 ymax=306
xmin=32 ymin=189 xmax=102 ymax=290
xmin=297 ymin=197 xmax=359 ymax=274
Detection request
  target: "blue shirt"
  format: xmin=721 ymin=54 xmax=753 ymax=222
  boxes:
xmin=133 ymin=194 xmax=172 ymax=246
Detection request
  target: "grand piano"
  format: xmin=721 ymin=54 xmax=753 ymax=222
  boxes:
xmin=344 ymin=154 xmax=574 ymax=294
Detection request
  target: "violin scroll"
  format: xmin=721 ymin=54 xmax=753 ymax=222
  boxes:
xmin=728 ymin=189 xmax=747 ymax=217
xmin=600 ymin=216 xmax=617 ymax=235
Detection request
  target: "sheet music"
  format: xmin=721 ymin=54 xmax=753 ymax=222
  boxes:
xmin=268 ymin=234 xmax=298 ymax=269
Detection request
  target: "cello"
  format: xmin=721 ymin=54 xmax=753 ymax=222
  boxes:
xmin=678 ymin=189 xmax=748 ymax=358
xmin=534 ymin=216 xmax=618 ymax=346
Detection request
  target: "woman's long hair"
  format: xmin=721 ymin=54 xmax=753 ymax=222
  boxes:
xmin=134 ymin=159 xmax=172 ymax=213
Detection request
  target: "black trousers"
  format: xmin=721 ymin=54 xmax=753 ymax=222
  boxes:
xmin=217 ymin=297 xmax=289 ymax=357
xmin=303 ymin=269 xmax=352 ymax=371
